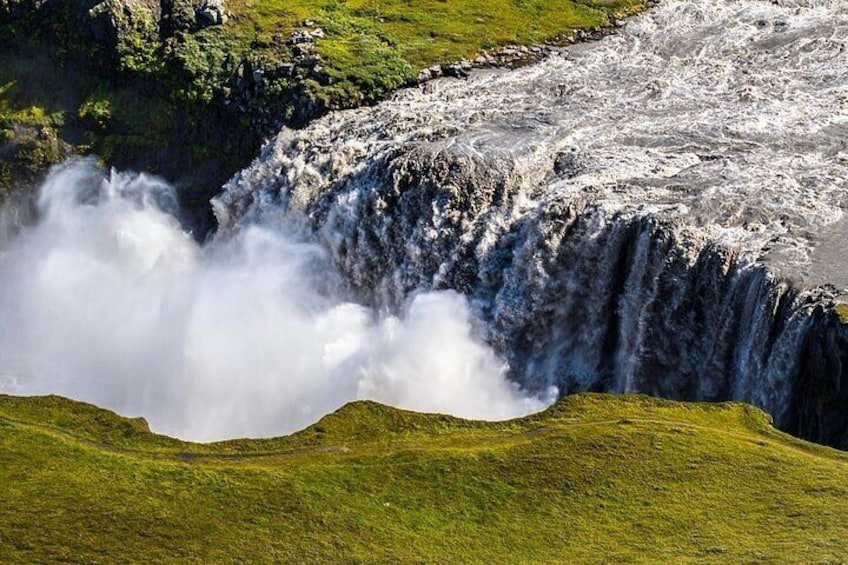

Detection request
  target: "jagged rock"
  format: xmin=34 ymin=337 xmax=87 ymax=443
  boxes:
xmin=288 ymin=30 xmax=316 ymax=45
xmin=443 ymin=64 xmax=469 ymax=79
xmin=195 ymin=0 xmax=225 ymax=27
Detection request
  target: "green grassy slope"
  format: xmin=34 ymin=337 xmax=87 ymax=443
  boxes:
xmin=222 ymin=0 xmax=646 ymax=98
xmin=229 ymin=0 xmax=642 ymax=66
xmin=1 ymin=393 xmax=847 ymax=563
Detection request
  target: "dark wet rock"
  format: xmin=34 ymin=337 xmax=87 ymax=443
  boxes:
xmin=195 ymin=0 xmax=225 ymax=27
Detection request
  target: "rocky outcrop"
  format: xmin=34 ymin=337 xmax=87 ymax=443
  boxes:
xmin=0 ymin=124 xmax=72 ymax=197
xmin=88 ymin=0 xmax=159 ymax=50
xmin=792 ymin=311 xmax=848 ymax=449
xmin=222 ymin=137 xmax=848 ymax=448
xmin=194 ymin=0 xmax=225 ymax=28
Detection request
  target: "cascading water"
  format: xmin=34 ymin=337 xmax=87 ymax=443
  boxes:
xmin=217 ymin=0 xmax=848 ymax=446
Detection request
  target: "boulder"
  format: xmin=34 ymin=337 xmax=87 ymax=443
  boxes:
xmin=195 ymin=0 xmax=225 ymax=27
xmin=288 ymin=30 xmax=315 ymax=46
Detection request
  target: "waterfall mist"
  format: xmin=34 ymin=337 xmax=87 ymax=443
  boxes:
xmin=0 ymin=160 xmax=548 ymax=441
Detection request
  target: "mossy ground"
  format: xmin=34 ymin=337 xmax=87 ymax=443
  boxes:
xmin=0 ymin=44 xmax=257 ymax=231
xmin=0 ymin=46 xmax=174 ymax=153
xmin=221 ymin=0 xmax=647 ymax=102
xmin=2 ymin=392 xmax=847 ymax=563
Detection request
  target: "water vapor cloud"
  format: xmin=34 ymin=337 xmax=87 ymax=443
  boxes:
xmin=0 ymin=161 xmax=548 ymax=441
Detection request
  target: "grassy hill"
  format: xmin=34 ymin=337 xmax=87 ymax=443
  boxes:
xmin=221 ymin=0 xmax=646 ymax=100
xmin=1 ymin=393 xmax=847 ymax=563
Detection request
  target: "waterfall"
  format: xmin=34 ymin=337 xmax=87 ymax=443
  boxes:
xmin=215 ymin=0 xmax=848 ymax=446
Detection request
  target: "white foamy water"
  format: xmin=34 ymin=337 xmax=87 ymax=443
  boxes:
xmin=0 ymin=161 xmax=547 ymax=441
xmin=212 ymin=0 xmax=848 ymax=441
xmin=222 ymin=0 xmax=848 ymax=289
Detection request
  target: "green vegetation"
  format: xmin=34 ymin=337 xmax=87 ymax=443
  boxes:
xmin=834 ymin=303 xmax=848 ymax=325
xmin=222 ymin=0 xmax=646 ymax=106
xmin=2 ymin=392 xmax=847 ymax=563
xmin=0 ymin=48 xmax=175 ymax=151
xmin=0 ymin=64 xmax=70 ymax=194
xmin=230 ymin=0 xmax=642 ymax=66
xmin=0 ymin=43 xmax=254 ymax=218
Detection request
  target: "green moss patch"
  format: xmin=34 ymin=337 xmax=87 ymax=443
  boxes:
xmin=217 ymin=0 xmax=646 ymax=107
xmin=228 ymin=0 xmax=645 ymax=67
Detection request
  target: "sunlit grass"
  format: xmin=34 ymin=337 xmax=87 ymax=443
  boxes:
xmin=221 ymin=0 xmax=647 ymax=98
xmin=2 ymin=392 xmax=847 ymax=563
xmin=227 ymin=0 xmax=645 ymax=65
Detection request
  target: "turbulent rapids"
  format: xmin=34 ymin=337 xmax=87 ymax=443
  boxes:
xmin=217 ymin=0 xmax=848 ymax=446
xmin=1 ymin=0 xmax=848 ymax=445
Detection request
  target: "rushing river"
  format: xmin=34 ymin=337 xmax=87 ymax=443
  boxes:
xmin=223 ymin=0 xmax=848 ymax=290
xmin=2 ymin=0 xmax=848 ymax=444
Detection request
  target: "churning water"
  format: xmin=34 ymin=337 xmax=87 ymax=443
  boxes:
xmin=219 ymin=0 xmax=848 ymax=444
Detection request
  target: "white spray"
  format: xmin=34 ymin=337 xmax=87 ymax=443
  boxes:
xmin=0 ymin=160 xmax=549 ymax=441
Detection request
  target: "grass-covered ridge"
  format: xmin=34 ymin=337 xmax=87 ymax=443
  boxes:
xmin=231 ymin=0 xmax=641 ymax=68
xmin=222 ymin=0 xmax=646 ymax=103
xmin=2 ymin=393 xmax=848 ymax=563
